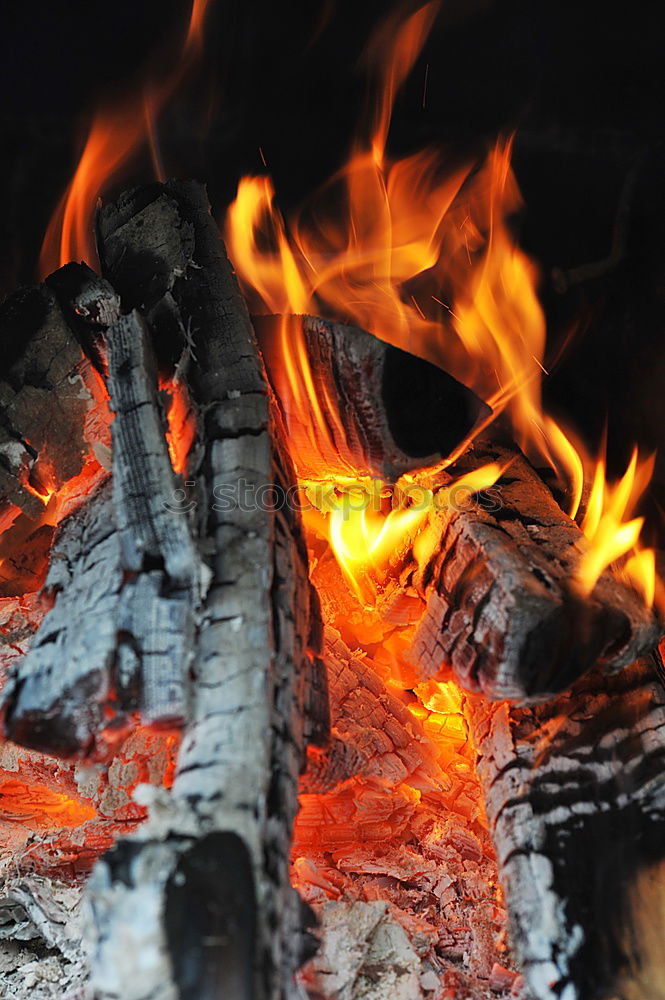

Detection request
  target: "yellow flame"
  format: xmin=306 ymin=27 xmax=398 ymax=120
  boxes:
xmin=225 ymin=29 xmax=658 ymax=609
xmin=577 ymin=448 xmax=655 ymax=596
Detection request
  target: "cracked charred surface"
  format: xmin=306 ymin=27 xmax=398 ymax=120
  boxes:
xmin=87 ymin=180 xmax=326 ymax=1000
xmin=462 ymin=652 xmax=665 ymax=1000
xmin=406 ymin=440 xmax=660 ymax=701
xmin=2 ymin=306 xmax=207 ymax=752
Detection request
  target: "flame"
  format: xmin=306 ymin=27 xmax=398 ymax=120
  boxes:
xmin=577 ymin=448 xmax=655 ymax=597
xmin=225 ymin=9 xmax=658 ymax=608
xmin=39 ymin=0 xmax=212 ymax=275
xmin=161 ymin=377 xmax=196 ymax=476
xmin=326 ymin=485 xmax=428 ymax=604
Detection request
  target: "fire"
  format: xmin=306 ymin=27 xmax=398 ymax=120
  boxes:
xmin=161 ymin=377 xmax=196 ymax=477
xmin=37 ymin=0 xmax=657 ymax=608
xmin=577 ymin=448 xmax=656 ymax=599
xmin=39 ymin=0 xmax=212 ymax=275
xmin=0 ymin=778 xmax=96 ymax=828
xmin=224 ymin=11 xmax=658 ymax=610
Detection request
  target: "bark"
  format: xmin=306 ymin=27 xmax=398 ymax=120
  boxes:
xmin=254 ymin=314 xmax=491 ymax=483
xmin=87 ymin=180 xmax=325 ymax=1000
xmin=462 ymin=651 xmax=665 ymax=1000
xmin=405 ymin=439 xmax=661 ymax=700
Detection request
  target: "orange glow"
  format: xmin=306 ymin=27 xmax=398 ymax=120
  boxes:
xmin=39 ymin=0 xmax=213 ymax=275
xmin=0 ymin=779 xmax=96 ymax=828
xmin=161 ymin=377 xmax=196 ymax=476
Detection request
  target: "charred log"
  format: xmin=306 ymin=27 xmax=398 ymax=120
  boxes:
xmin=255 ymin=314 xmax=491 ymax=482
xmin=2 ymin=304 xmax=207 ymax=751
xmin=87 ymin=179 xmax=325 ymax=1000
xmin=462 ymin=651 xmax=665 ymax=1000
xmin=406 ymin=439 xmax=660 ymax=700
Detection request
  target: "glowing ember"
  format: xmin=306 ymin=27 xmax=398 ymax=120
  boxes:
xmin=0 ymin=778 xmax=96 ymax=828
xmin=161 ymin=377 xmax=196 ymax=477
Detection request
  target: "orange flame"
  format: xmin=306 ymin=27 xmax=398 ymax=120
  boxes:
xmin=161 ymin=377 xmax=196 ymax=477
xmin=225 ymin=9 xmax=658 ymax=608
xmin=39 ymin=0 xmax=212 ymax=275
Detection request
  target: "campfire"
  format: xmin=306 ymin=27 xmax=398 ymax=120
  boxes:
xmin=1 ymin=3 xmax=664 ymax=999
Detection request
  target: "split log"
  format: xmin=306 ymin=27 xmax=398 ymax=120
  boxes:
xmin=104 ymin=309 xmax=207 ymax=726
xmin=1 ymin=481 xmax=121 ymax=755
xmin=87 ymin=179 xmax=326 ymax=1000
xmin=405 ymin=439 xmax=661 ymax=700
xmin=462 ymin=651 xmax=665 ymax=1000
xmin=254 ymin=314 xmax=491 ymax=482
xmin=1 ymin=306 xmax=207 ymax=751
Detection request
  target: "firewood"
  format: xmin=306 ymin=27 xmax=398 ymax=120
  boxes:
xmin=45 ymin=260 xmax=121 ymax=374
xmin=1 ymin=481 xmax=121 ymax=755
xmin=104 ymin=309 xmax=207 ymax=725
xmin=462 ymin=652 xmax=665 ymax=1000
xmin=254 ymin=313 xmax=491 ymax=482
xmin=2 ymin=305 xmax=208 ymax=751
xmin=405 ymin=439 xmax=661 ymax=700
xmin=0 ymin=284 xmax=110 ymax=518
xmin=88 ymin=179 xmax=326 ymax=1000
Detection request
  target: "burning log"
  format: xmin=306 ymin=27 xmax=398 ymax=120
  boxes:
xmin=462 ymin=651 xmax=665 ymax=1000
xmin=82 ymin=179 xmax=326 ymax=1000
xmin=406 ymin=439 xmax=660 ymax=700
xmin=255 ymin=313 xmax=491 ymax=482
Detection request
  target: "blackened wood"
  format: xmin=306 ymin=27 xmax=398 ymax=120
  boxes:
xmin=45 ymin=261 xmax=121 ymax=374
xmin=0 ymin=284 xmax=107 ymax=517
xmin=462 ymin=653 xmax=665 ymax=1000
xmin=255 ymin=313 xmax=491 ymax=482
xmin=406 ymin=439 xmax=661 ymax=700
xmin=91 ymin=180 xmax=324 ymax=1000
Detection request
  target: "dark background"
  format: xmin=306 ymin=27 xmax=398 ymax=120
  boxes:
xmin=1 ymin=0 xmax=664 ymax=493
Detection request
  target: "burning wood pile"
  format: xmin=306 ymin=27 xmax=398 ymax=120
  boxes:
xmin=1 ymin=5 xmax=665 ymax=1000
